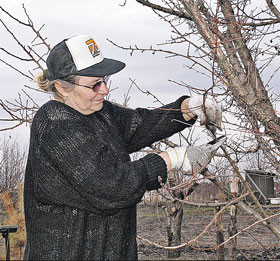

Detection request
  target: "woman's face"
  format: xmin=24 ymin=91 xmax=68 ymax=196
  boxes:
xmin=65 ymin=76 xmax=109 ymax=115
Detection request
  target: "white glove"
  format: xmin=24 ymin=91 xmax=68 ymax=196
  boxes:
xmin=189 ymin=95 xmax=222 ymax=134
xmin=167 ymin=146 xmax=211 ymax=173
xmin=166 ymin=136 xmax=226 ymax=173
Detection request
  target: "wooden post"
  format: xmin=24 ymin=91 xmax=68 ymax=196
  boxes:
xmin=228 ymin=174 xmax=239 ymax=260
xmin=215 ymin=207 xmax=225 ymax=260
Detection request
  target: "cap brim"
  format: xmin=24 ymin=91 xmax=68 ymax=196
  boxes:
xmin=73 ymin=58 xmax=125 ymax=77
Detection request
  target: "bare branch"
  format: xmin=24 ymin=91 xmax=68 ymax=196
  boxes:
xmin=136 ymin=0 xmax=192 ymax=20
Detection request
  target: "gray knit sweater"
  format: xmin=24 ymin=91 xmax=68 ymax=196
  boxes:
xmin=23 ymin=96 xmax=195 ymax=260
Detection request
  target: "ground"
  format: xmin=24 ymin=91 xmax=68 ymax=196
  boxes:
xmin=136 ymin=204 xmax=280 ymax=260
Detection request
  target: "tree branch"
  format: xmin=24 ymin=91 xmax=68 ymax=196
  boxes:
xmin=136 ymin=0 xmax=192 ymax=20
xmin=266 ymin=0 xmax=280 ymax=19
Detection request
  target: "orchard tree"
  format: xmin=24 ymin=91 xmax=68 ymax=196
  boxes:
xmin=116 ymin=0 xmax=280 ymax=171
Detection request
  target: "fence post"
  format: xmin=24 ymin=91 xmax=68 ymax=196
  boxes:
xmin=228 ymin=174 xmax=239 ymax=260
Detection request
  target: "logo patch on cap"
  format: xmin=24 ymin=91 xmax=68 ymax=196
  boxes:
xmin=86 ymin=39 xmax=100 ymax=58
xmin=66 ymin=35 xmax=104 ymax=70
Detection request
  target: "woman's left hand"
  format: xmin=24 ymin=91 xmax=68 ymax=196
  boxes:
xmin=181 ymin=96 xmax=222 ymax=134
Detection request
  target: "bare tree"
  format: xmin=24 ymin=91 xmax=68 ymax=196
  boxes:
xmin=0 ymin=137 xmax=26 ymax=194
xmin=115 ymin=0 xmax=280 ymax=258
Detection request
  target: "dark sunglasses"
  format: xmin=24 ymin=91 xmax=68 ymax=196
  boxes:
xmin=65 ymin=76 xmax=110 ymax=92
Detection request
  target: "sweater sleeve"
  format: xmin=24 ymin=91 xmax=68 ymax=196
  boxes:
xmin=36 ymin=119 xmax=167 ymax=213
xmin=106 ymin=96 xmax=196 ymax=153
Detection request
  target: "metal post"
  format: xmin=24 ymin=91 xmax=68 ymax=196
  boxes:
xmin=0 ymin=226 xmax=18 ymax=261
xmin=2 ymin=231 xmax=10 ymax=261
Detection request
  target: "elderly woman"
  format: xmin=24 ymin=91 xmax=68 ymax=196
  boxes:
xmin=23 ymin=35 xmax=222 ymax=260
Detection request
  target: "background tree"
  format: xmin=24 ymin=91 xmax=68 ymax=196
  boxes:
xmin=0 ymin=137 xmax=26 ymax=194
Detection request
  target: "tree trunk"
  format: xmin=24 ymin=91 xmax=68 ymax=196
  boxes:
xmin=163 ymin=201 xmax=183 ymax=258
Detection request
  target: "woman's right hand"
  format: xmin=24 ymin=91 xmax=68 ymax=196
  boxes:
xmin=161 ymin=136 xmax=226 ymax=174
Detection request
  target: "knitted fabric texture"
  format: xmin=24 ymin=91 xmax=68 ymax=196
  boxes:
xmin=23 ymin=96 xmax=195 ymax=260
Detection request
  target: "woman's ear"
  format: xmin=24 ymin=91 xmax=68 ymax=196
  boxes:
xmin=54 ymin=80 xmax=71 ymax=99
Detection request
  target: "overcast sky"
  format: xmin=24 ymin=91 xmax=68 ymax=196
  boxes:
xmin=0 ymin=0 xmax=279 ymax=149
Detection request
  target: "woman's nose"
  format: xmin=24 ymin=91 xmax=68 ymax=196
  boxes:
xmin=98 ymin=81 xmax=109 ymax=95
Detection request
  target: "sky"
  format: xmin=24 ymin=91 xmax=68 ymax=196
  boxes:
xmin=0 ymin=0 xmax=210 ymax=147
xmin=0 ymin=0 xmax=279 ymax=151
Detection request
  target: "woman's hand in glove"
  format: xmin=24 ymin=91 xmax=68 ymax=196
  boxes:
xmin=182 ymin=96 xmax=222 ymax=134
xmin=166 ymin=146 xmax=211 ymax=174
xmin=164 ymin=136 xmax=226 ymax=174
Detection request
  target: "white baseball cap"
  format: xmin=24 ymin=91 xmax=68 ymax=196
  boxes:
xmin=46 ymin=35 xmax=125 ymax=81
